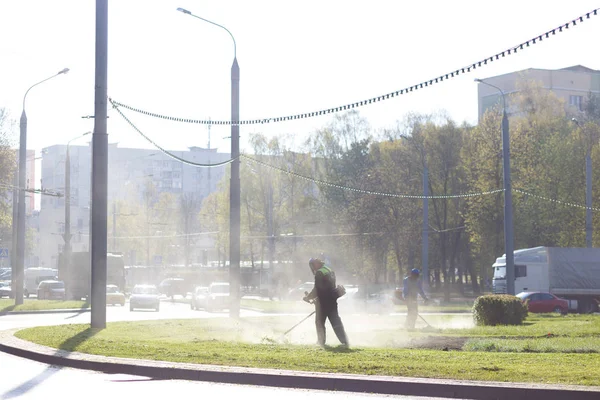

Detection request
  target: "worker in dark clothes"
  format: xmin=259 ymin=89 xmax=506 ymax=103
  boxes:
xmin=304 ymin=258 xmax=349 ymax=348
xmin=403 ymin=268 xmax=428 ymax=330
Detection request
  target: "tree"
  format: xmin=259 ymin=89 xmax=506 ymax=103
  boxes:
xmin=0 ymin=108 xmax=16 ymax=245
xmin=179 ymin=193 xmax=202 ymax=267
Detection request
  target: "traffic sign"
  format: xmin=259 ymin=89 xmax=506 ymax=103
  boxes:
xmin=154 ymin=255 xmax=162 ymax=265
xmin=0 ymin=249 xmax=8 ymax=258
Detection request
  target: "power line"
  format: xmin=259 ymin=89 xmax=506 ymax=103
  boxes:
xmin=108 ymin=8 xmax=598 ymax=126
xmin=0 ymin=183 xmax=63 ymax=197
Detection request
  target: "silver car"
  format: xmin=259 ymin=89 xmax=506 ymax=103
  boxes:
xmin=129 ymin=284 xmax=160 ymax=312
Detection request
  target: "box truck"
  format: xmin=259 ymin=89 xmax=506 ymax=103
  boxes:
xmin=492 ymin=246 xmax=600 ymax=313
xmin=58 ymin=251 xmax=125 ymax=300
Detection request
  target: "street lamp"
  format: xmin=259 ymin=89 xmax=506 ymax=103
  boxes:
xmin=475 ymin=78 xmax=515 ymax=295
xmin=16 ymin=68 xmax=69 ymax=305
xmin=572 ymin=118 xmax=593 ymax=248
xmin=63 ymin=132 xmax=91 ymax=300
xmin=177 ymin=7 xmax=241 ymax=318
xmin=399 ymin=135 xmax=429 ymax=289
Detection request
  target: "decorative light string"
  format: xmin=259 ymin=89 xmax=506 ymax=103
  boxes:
xmin=514 ymin=188 xmax=600 ymax=211
xmin=113 ymin=101 xmax=600 ymax=209
xmin=109 ymin=8 xmax=598 ymax=126
xmin=242 ymin=154 xmax=504 ymax=199
xmin=110 ymin=98 xmax=236 ymax=168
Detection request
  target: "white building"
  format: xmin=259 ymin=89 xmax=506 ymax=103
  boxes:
xmin=38 ymin=143 xmax=230 ymax=269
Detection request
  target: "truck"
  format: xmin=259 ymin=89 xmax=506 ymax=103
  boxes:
xmin=492 ymin=246 xmax=600 ymax=313
xmin=58 ymin=251 xmax=126 ymax=300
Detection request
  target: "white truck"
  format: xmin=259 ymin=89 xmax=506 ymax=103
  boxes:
xmin=492 ymin=246 xmax=600 ymax=313
xmin=24 ymin=267 xmax=58 ymax=298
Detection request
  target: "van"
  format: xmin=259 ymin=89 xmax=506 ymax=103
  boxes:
xmin=24 ymin=268 xmax=58 ymax=298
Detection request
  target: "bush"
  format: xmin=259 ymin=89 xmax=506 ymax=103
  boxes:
xmin=473 ymin=294 xmax=528 ymax=326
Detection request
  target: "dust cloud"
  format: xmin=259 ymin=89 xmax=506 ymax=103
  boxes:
xmin=226 ymin=309 xmax=474 ymax=349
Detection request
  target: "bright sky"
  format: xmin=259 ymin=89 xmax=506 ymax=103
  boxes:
xmin=1 ymin=1 xmax=599 ymax=166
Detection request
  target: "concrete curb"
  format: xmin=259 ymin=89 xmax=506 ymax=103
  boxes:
xmin=0 ymin=308 xmax=91 ymax=316
xmin=1 ymin=331 xmax=599 ymax=399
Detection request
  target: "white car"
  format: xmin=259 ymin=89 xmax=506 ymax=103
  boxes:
xmin=206 ymin=282 xmax=230 ymax=312
xmin=129 ymin=284 xmax=160 ymax=312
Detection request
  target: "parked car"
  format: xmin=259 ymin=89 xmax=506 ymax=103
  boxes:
xmin=106 ymin=284 xmax=126 ymax=306
xmin=37 ymin=280 xmax=66 ymax=300
xmin=191 ymin=286 xmax=209 ymax=310
xmin=206 ymin=282 xmax=230 ymax=312
xmin=516 ymin=291 xmax=568 ymax=314
xmin=130 ymin=284 xmax=160 ymax=311
xmin=0 ymin=281 xmax=12 ymax=298
xmin=158 ymin=278 xmax=187 ymax=298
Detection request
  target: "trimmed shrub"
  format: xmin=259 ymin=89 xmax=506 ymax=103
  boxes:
xmin=473 ymin=294 xmax=528 ymax=326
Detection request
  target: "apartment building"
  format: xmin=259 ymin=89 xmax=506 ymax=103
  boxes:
xmin=477 ymin=65 xmax=600 ymax=121
xmin=37 ymin=143 xmax=230 ymax=268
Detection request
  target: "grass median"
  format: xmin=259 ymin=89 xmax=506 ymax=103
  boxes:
xmin=0 ymin=299 xmax=89 ymax=313
xmin=15 ymin=313 xmax=600 ymax=386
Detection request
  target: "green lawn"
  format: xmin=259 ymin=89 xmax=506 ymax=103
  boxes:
xmin=15 ymin=314 xmax=600 ymax=386
xmin=0 ymin=299 xmax=89 ymax=312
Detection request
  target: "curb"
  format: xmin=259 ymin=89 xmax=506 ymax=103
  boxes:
xmin=0 ymin=308 xmax=91 ymax=316
xmin=1 ymin=332 xmax=598 ymax=399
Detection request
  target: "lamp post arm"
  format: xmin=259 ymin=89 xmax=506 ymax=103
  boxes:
xmin=475 ymin=79 xmax=506 ymax=111
xmin=22 ymin=69 xmax=69 ymax=110
xmin=179 ymin=9 xmax=237 ymax=59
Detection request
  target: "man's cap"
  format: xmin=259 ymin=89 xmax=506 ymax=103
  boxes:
xmin=411 ymin=268 xmax=420 ymax=275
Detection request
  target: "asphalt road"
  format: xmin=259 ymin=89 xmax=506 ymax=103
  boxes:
xmin=0 ymin=300 xmax=452 ymax=399
xmin=0 ymin=350 xmax=451 ymax=400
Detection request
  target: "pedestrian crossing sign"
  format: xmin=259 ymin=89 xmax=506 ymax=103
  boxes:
xmin=0 ymin=248 xmax=8 ymax=258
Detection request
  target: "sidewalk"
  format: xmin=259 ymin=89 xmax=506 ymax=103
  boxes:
xmin=1 ymin=329 xmax=599 ymax=399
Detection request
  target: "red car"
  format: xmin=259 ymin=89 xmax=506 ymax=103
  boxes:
xmin=516 ymin=292 xmax=568 ymax=314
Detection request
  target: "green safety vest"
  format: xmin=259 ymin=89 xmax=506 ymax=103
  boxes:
xmin=317 ymin=265 xmax=332 ymax=276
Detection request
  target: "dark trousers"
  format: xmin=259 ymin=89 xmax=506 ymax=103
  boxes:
xmin=315 ymin=300 xmax=348 ymax=346
xmin=405 ymin=297 xmax=418 ymax=329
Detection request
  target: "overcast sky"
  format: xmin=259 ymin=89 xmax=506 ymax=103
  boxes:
xmin=1 ymin=0 xmax=599 ymax=159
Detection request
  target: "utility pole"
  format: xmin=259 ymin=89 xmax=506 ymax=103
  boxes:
xmin=586 ymin=148 xmax=593 ymax=247
xmin=113 ymin=202 xmax=117 ymax=251
xmin=176 ymin=7 xmax=239 ymax=317
xmin=11 ymin=169 xmax=18 ymax=298
xmin=90 ymin=0 xmax=109 ymax=329
xmin=501 ymin=109 xmax=515 ymax=295
xmin=422 ymin=161 xmax=429 ymax=289
xmin=230 ymin=58 xmax=241 ymax=318
xmin=573 ymin=118 xmax=593 ymax=248
xmin=476 ymin=79 xmax=514 ymax=295
xmin=64 ymin=145 xmax=72 ymax=300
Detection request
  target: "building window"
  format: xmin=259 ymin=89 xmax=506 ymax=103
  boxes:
xmin=569 ymin=95 xmax=583 ymax=111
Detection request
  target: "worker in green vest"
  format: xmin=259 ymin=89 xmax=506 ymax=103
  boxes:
xmin=304 ymin=258 xmax=349 ymax=348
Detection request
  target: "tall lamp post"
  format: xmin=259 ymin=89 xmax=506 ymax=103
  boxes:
xmin=475 ymin=78 xmax=515 ymax=295
xmin=177 ymin=7 xmax=240 ymax=318
xmin=572 ymin=118 xmax=593 ymax=248
xmin=64 ymin=132 xmax=91 ymax=300
xmin=91 ymin=0 xmax=109 ymax=329
xmin=16 ymin=68 xmax=69 ymax=305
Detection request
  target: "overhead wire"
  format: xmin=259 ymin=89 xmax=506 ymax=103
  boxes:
xmin=110 ymin=98 xmax=237 ymax=168
xmin=109 ymin=8 xmax=598 ymax=126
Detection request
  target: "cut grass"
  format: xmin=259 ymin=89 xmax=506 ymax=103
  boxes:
xmin=444 ymin=314 xmax=600 ymax=338
xmin=0 ymin=299 xmax=90 ymax=312
xmin=15 ymin=314 xmax=600 ymax=386
xmin=464 ymin=337 xmax=600 ymax=353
